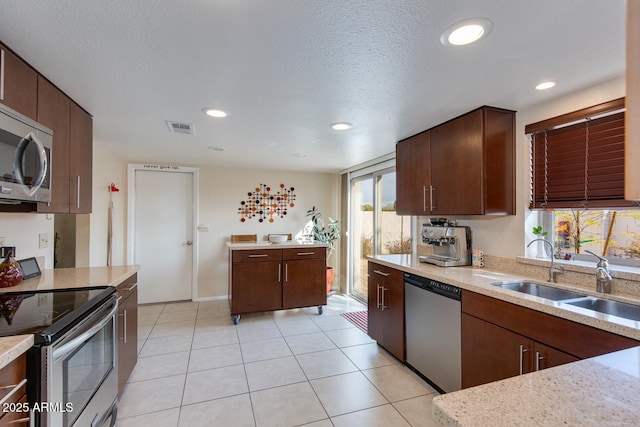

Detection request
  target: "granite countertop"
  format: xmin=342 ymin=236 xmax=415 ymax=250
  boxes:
xmin=369 ymin=254 xmax=640 ymax=341
xmin=368 ymin=255 xmax=640 ymax=426
xmin=0 ymin=335 xmax=33 ymax=370
xmin=432 ymin=347 xmax=640 ymax=426
xmin=227 ymin=241 xmax=328 ymax=250
xmin=0 ymin=265 xmax=140 ymax=293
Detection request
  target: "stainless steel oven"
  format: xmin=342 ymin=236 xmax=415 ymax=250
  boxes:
xmin=0 ymin=287 xmax=118 ymax=427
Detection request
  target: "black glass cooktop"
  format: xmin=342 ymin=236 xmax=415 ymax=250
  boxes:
xmin=0 ymin=287 xmax=115 ymax=344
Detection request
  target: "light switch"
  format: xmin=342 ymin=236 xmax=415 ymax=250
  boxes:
xmin=39 ymin=233 xmax=49 ymax=249
xmin=197 ymin=224 xmax=210 ymax=232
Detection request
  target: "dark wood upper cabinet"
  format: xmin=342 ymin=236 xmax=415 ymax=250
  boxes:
xmin=396 ymin=106 xmax=515 ymax=216
xmin=69 ymin=102 xmax=93 ymax=213
xmin=36 ymin=76 xmax=71 ymax=213
xmin=0 ymin=44 xmax=37 ymax=120
xmin=396 ymin=131 xmax=430 ymax=215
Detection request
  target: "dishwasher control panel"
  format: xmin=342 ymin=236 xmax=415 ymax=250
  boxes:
xmin=403 ymin=273 xmax=461 ymax=300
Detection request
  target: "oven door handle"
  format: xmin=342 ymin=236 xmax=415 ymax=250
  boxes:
xmin=52 ymin=303 xmax=118 ymax=361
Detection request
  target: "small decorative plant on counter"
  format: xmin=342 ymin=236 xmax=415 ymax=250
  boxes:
xmin=532 ymin=225 xmax=547 ymax=237
xmin=531 ymin=225 xmax=549 ymax=258
xmin=306 ymin=206 xmax=340 ymax=294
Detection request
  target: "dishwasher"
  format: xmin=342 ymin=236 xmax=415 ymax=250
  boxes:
xmin=404 ymin=272 xmax=461 ymax=393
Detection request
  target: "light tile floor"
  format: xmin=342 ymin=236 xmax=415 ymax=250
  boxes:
xmin=115 ymin=295 xmax=441 ymax=427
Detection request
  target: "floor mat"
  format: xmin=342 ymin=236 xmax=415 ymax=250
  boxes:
xmin=341 ymin=310 xmax=368 ymax=333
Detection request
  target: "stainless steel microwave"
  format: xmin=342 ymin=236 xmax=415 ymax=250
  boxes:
xmin=0 ymin=103 xmax=52 ymax=204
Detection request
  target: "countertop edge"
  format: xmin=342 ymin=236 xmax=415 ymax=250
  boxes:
xmin=0 ymin=335 xmax=33 ymax=370
xmin=368 ymin=255 xmax=640 ymax=341
xmin=227 ymin=241 xmax=328 ymax=250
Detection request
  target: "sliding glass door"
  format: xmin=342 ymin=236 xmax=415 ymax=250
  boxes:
xmin=350 ymin=168 xmax=411 ymax=302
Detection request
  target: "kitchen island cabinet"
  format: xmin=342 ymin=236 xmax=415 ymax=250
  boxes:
xmin=228 ymin=242 xmax=327 ymax=324
xmin=461 ymin=290 xmax=638 ymax=388
xmin=116 ymin=273 xmax=138 ymax=396
xmin=367 ymin=261 xmax=405 ymax=361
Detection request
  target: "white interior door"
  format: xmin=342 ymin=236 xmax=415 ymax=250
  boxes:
xmin=133 ymin=169 xmax=194 ymax=304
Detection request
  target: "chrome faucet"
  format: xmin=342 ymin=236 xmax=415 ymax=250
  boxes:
xmin=527 ymin=239 xmax=563 ymax=283
xmin=585 ymin=250 xmax=612 ymax=293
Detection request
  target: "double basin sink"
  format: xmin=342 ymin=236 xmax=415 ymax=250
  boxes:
xmin=493 ymin=281 xmax=640 ymax=322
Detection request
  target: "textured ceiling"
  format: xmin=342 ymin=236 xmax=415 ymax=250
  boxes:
xmin=0 ymin=0 xmax=626 ymax=173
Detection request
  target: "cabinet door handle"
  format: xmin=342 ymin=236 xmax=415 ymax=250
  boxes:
xmin=519 ymin=344 xmax=528 ymax=375
xmin=278 ymin=264 xmax=281 ymax=282
xmin=0 ymin=48 xmax=5 ymax=101
xmin=119 ymin=309 xmax=128 ymax=344
xmin=381 ymin=287 xmax=388 ymax=311
xmin=297 ymin=252 xmax=315 ymax=256
xmin=376 ymin=285 xmax=382 ymax=309
xmin=285 ymin=264 xmax=288 ymax=282
xmin=423 ymin=186 xmax=427 ymax=211
xmin=373 ymin=270 xmax=389 ymax=277
xmin=430 ymin=185 xmax=435 ymax=211
xmin=535 ymin=351 xmax=545 ymax=371
xmin=76 ymin=176 xmax=81 ymax=209
xmin=248 ymin=254 xmax=268 ymax=258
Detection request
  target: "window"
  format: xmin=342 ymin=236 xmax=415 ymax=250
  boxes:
xmin=526 ymin=97 xmax=640 ymax=265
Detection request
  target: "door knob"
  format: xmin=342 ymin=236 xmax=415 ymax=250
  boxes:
xmin=186 ymin=241 xmax=193 ymax=246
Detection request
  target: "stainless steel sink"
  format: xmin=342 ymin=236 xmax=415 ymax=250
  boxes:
xmin=493 ymin=282 xmax=586 ymax=301
xmin=565 ymin=297 xmax=640 ymax=321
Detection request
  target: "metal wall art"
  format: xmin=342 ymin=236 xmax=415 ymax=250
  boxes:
xmin=238 ymin=183 xmax=296 ymax=223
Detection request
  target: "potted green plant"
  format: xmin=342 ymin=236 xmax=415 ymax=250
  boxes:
xmin=306 ymin=206 xmax=340 ymax=294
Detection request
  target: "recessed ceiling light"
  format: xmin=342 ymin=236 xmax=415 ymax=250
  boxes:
xmin=208 ymin=146 xmax=224 ymax=152
xmin=203 ymin=108 xmax=228 ymax=118
xmin=331 ymin=122 xmax=352 ymax=130
xmin=441 ymin=18 xmax=493 ymax=46
xmin=535 ymin=81 xmax=557 ymax=90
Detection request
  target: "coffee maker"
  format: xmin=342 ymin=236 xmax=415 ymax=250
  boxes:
xmin=419 ymin=218 xmax=471 ymax=267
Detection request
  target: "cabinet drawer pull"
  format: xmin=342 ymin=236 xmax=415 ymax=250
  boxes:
xmin=248 ymin=254 xmax=268 ymax=258
xmin=9 ymin=416 xmax=30 ymax=424
xmin=296 ymin=252 xmax=316 ymax=256
xmin=125 ymin=283 xmax=138 ymax=292
xmin=373 ymin=270 xmax=390 ymax=277
xmin=519 ymin=344 xmax=528 ymax=375
xmin=0 ymin=379 xmax=26 ymax=406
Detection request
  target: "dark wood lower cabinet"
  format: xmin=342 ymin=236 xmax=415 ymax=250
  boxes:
xmin=461 ymin=290 xmax=636 ymax=389
xmin=231 ymin=261 xmax=283 ymax=314
xmin=367 ymin=262 xmax=405 ymax=361
xmin=283 ymin=258 xmax=326 ymax=309
xmin=117 ymin=274 xmax=138 ymax=395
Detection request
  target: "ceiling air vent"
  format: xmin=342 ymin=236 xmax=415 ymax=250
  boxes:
xmin=166 ymin=121 xmax=195 ymax=135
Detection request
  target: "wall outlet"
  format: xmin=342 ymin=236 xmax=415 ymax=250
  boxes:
xmin=197 ymin=224 xmax=210 ymax=232
xmin=39 ymin=233 xmax=49 ymax=249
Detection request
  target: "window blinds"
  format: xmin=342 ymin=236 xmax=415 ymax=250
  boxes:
xmin=526 ymin=98 xmax=635 ymax=209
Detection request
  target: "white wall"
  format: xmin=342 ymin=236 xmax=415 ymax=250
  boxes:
xmin=89 ymin=142 xmax=340 ymax=299
xmin=0 ymin=212 xmax=54 ymax=267
xmin=452 ymin=76 xmax=626 ymax=258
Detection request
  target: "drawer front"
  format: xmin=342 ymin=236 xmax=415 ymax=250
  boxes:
xmin=232 ymin=249 xmax=282 ymax=263
xmin=368 ymin=262 xmax=403 ymax=285
xmin=116 ymin=273 xmax=138 ymax=299
xmin=282 ymin=247 xmax=326 ymax=260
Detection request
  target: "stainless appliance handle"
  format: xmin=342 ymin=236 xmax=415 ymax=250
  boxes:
xmin=519 ymin=344 xmax=528 ymax=375
xmin=52 ymin=302 xmax=118 ymax=361
xmin=13 ymin=132 xmax=48 ymax=196
xmin=0 ymin=378 xmax=27 ymax=406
